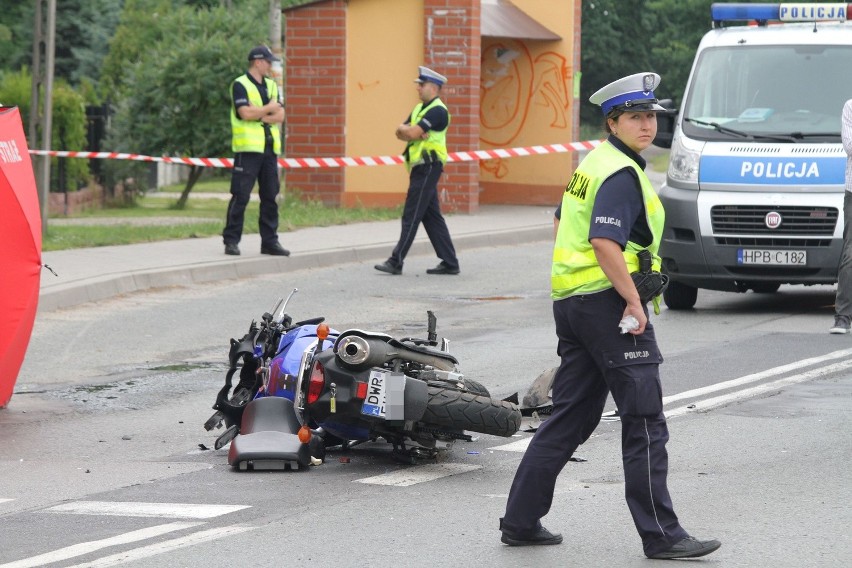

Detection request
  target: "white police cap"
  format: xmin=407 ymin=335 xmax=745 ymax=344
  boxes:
xmin=590 ymin=72 xmax=665 ymax=116
xmin=414 ymin=66 xmax=447 ymax=87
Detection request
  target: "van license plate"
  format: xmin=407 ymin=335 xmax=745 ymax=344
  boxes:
xmin=737 ymin=249 xmax=806 ymax=265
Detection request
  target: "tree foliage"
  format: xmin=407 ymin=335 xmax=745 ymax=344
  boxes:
xmin=105 ymin=1 xmax=268 ymax=205
xmin=580 ymin=0 xmax=777 ymax=123
xmin=0 ymin=0 xmax=123 ymax=91
xmin=0 ymin=67 xmax=90 ymax=191
xmin=580 ymin=0 xmax=653 ymax=125
xmin=0 ymin=1 xmax=34 ymax=76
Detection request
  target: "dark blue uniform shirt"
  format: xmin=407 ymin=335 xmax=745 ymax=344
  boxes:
xmin=403 ymin=96 xmax=449 ymax=132
xmin=555 ymin=135 xmax=652 ymax=249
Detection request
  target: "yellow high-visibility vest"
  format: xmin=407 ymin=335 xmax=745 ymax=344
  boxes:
xmin=404 ymin=97 xmax=449 ymax=171
xmin=551 ymin=141 xmax=665 ymax=300
xmin=230 ymin=74 xmax=281 ymax=155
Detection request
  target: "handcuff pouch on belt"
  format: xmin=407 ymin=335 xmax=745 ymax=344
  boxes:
xmin=631 ymin=249 xmax=669 ymax=314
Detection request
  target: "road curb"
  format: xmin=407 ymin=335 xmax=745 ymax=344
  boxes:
xmin=37 ymin=225 xmax=551 ymax=313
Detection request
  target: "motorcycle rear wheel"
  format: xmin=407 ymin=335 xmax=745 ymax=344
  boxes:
xmin=422 ymin=387 xmax=521 ymax=438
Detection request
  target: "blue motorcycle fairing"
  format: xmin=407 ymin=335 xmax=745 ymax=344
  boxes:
xmin=255 ymin=324 xmax=338 ymax=401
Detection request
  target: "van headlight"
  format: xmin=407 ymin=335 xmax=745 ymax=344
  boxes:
xmin=667 ymin=134 xmax=700 ymax=184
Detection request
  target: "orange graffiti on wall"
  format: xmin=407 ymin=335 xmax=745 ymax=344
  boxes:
xmin=480 ymin=40 xmax=572 ymax=179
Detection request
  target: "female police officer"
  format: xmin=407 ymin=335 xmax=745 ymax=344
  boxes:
xmin=498 ymin=73 xmax=721 ymax=560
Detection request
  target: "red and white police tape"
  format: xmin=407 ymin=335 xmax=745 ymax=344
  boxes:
xmin=28 ymin=139 xmax=602 ymax=169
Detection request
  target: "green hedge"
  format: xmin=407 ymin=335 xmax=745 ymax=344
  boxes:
xmin=0 ymin=67 xmax=90 ymax=192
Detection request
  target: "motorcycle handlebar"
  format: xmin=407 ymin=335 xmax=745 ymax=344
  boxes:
xmin=291 ymin=316 xmax=325 ymax=328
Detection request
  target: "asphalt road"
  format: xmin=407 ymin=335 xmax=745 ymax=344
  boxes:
xmin=2 ymin=241 xmax=851 ymax=567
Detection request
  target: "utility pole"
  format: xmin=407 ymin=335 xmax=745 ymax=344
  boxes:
xmin=29 ymin=0 xmax=56 ymax=236
xmin=269 ymin=0 xmax=284 ymax=183
xmin=269 ymin=0 xmax=283 ymax=98
xmin=28 ymin=0 xmax=42 ymax=148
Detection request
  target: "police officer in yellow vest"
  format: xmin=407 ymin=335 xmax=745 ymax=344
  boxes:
xmin=374 ymin=66 xmax=459 ymax=275
xmin=223 ymin=45 xmax=289 ymax=257
xmin=499 ymin=73 xmax=721 ymax=560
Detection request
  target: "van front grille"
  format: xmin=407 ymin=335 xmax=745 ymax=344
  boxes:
xmin=711 ymin=205 xmax=837 ymax=236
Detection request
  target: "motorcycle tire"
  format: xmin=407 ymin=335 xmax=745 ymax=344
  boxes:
xmin=421 ymin=387 xmax=521 ymax=438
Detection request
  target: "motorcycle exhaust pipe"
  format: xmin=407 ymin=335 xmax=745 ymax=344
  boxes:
xmin=337 ymin=336 xmax=455 ymax=371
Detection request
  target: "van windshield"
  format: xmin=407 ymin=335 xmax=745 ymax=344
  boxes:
xmin=682 ymin=44 xmax=852 ymax=141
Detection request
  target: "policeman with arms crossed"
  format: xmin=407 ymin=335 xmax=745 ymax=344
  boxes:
xmin=499 ymin=73 xmax=721 ymax=560
xmin=223 ymin=45 xmax=289 ymax=257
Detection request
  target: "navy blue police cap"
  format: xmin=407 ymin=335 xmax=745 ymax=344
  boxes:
xmin=248 ymin=45 xmax=280 ymax=62
xmin=414 ymin=66 xmax=447 ymax=87
xmin=590 ymin=72 xmax=666 ymax=116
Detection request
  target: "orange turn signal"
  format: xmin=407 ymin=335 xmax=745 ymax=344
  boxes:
xmin=298 ymin=425 xmax=312 ymax=444
xmin=316 ymin=323 xmax=330 ymax=341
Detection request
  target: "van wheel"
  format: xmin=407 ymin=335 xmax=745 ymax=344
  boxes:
xmin=751 ymin=283 xmax=780 ymax=294
xmin=663 ymin=280 xmax=698 ymax=310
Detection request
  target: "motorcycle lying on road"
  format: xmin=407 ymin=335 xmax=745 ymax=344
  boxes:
xmin=204 ymin=290 xmax=522 ymax=471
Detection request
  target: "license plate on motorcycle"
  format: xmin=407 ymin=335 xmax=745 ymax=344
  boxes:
xmin=737 ymin=249 xmax=806 ymax=266
xmin=361 ymin=369 xmax=388 ymax=418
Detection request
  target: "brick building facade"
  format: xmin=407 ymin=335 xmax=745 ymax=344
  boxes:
xmin=283 ymin=0 xmax=578 ymax=213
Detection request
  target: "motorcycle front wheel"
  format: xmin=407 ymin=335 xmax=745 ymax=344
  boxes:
xmin=421 ymin=387 xmax=521 ymax=438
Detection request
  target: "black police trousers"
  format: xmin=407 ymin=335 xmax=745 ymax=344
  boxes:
xmin=387 ymin=161 xmax=458 ymax=270
xmin=223 ymin=151 xmax=280 ymax=247
xmin=502 ymin=287 xmax=689 ymax=557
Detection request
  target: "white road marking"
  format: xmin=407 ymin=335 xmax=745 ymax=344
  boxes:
xmin=487 ymin=437 xmax=535 ymax=453
xmin=0 ymin=522 xmax=201 ymax=568
xmin=0 ymin=498 xmax=13 ymax=504
xmin=44 ymin=501 xmax=250 ymax=519
xmin=665 ymin=358 xmax=852 ymax=418
xmin=63 ymin=525 xmax=256 ymax=568
xmin=489 ymin=349 xmax=852 ymax=453
xmin=661 ymin=347 xmax=852 ymax=405
xmin=355 ymin=463 xmax=481 ymax=486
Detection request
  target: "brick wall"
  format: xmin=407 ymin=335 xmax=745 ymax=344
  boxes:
xmin=423 ymin=0 xmax=481 ymax=214
xmin=284 ymin=1 xmax=347 ymax=205
xmin=285 ymin=0 xmax=482 ymax=212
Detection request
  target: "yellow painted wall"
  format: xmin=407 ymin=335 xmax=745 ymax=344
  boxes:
xmin=345 ymin=0 xmax=423 ymax=199
xmin=480 ymin=0 xmax=578 ymax=191
xmin=341 ymin=0 xmax=579 ymax=204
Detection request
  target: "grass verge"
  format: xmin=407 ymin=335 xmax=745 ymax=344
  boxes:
xmin=44 ymin=180 xmax=402 ymax=251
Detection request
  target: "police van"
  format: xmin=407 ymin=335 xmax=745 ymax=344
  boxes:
xmin=655 ymin=3 xmax=852 ymax=309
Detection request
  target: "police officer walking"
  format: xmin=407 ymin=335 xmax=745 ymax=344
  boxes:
xmin=499 ymin=73 xmax=721 ymax=560
xmin=374 ymin=66 xmax=459 ymax=276
xmin=223 ymin=45 xmax=290 ymax=257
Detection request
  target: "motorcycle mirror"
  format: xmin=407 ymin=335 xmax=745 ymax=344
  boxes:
xmin=215 ymin=425 xmax=239 ymax=450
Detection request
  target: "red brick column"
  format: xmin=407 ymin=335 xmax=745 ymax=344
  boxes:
xmin=284 ymin=1 xmax=346 ymax=205
xmin=423 ymin=0 xmax=481 ymax=214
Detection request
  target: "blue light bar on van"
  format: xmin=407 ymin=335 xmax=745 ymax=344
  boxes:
xmin=711 ymin=3 xmax=850 ymax=23
xmin=711 ymin=3 xmax=780 ymax=22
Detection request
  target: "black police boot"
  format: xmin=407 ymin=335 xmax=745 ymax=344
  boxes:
xmin=499 ymin=518 xmax=563 ymax=547
xmin=647 ymin=536 xmax=721 ymax=559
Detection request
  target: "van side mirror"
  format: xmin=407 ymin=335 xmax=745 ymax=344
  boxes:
xmin=653 ymin=99 xmax=678 ymax=149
